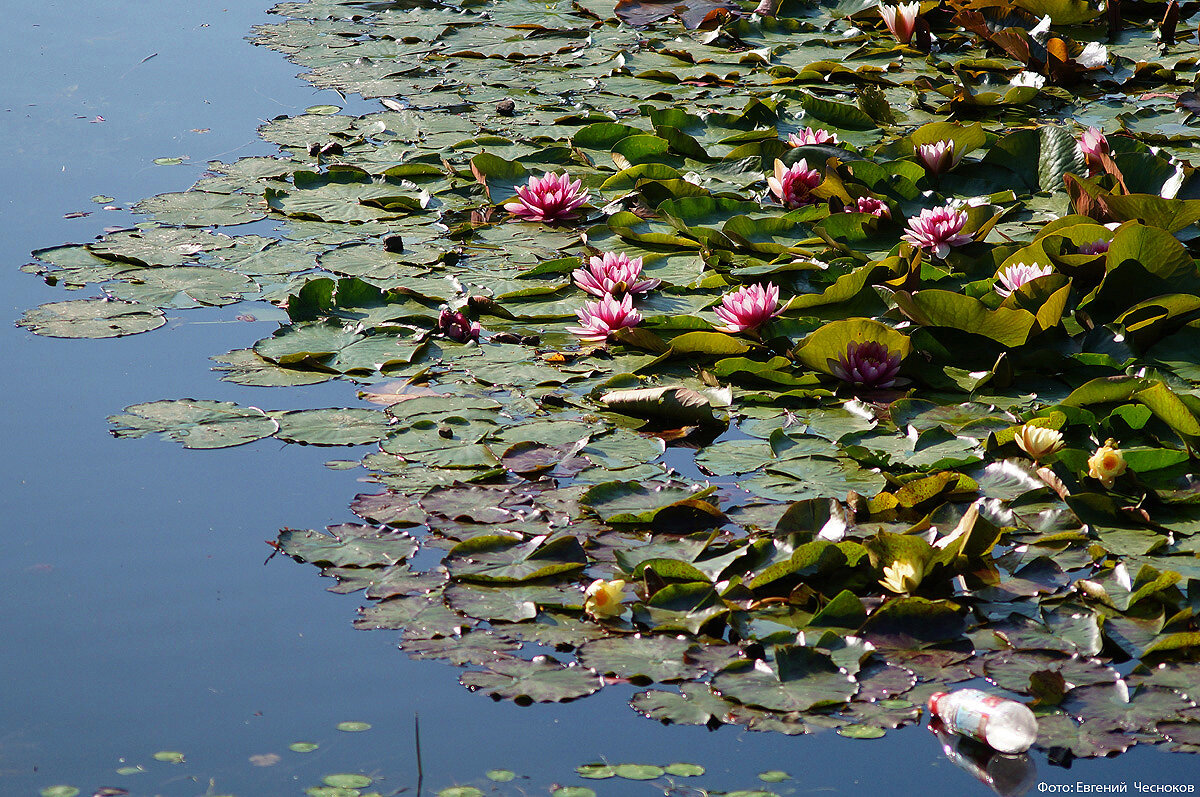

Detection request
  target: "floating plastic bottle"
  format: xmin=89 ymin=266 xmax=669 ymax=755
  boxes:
xmin=927 ymin=689 xmax=1038 ymax=754
xmin=930 ymin=718 xmax=1037 ymax=797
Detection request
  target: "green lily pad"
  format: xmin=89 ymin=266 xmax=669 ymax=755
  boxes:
xmin=712 ymin=646 xmax=858 ymax=712
xmin=18 ymin=299 xmax=166 ymax=338
xmin=274 ymin=408 xmax=392 ymax=446
xmin=109 ymin=399 xmax=279 ymax=449
xmin=460 ymin=657 xmax=603 ymax=703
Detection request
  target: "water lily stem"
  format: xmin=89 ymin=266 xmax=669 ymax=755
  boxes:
xmin=415 ymin=712 xmax=424 ymax=795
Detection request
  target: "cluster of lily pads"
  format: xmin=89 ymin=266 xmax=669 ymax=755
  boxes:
xmin=20 ymin=0 xmax=1200 ymax=768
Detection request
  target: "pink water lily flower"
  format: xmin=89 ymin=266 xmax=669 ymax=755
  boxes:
xmin=902 ymin=205 xmax=972 ymax=259
xmin=1079 ymin=127 xmax=1109 ymax=176
xmin=879 ymin=2 xmax=920 ymax=44
xmin=714 ymin=283 xmax=783 ymax=334
xmin=916 ymin=139 xmax=960 ymax=175
xmin=438 ymin=308 xmax=481 ymax=343
xmin=846 ymin=196 xmax=891 ymax=219
xmin=504 ymin=171 xmax=589 ymax=223
xmin=788 ymin=127 xmax=839 ymax=147
xmin=829 ymin=340 xmax=902 ymax=389
xmin=767 ymin=158 xmax=822 ymax=209
xmin=569 ymin=293 xmax=642 ymax=344
xmin=573 ymin=252 xmax=660 ymax=298
xmin=995 ymin=263 xmax=1054 ymax=297
xmin=1078 ymin=239 xmax=1110 ymax=256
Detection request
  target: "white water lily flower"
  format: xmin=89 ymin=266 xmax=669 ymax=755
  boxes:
xmin=1078 ymin=41 xmax=1108 ymax=69
xmin=1010 ymin=71 xmax=1046 ymax=89
xmin=1162 ymin=164 xmax=1185 ymax=199
xmin=1014 ymin=424 xmax=1065 ymax=463
xmin=880 ymin=559 xmax=925 ymax=594
xmin=1029 ymin=14 xmax=1052 ymax=42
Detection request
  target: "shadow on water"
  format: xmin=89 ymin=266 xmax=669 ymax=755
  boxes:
xmin=1 ymin=1 xmax=1195 ymax=795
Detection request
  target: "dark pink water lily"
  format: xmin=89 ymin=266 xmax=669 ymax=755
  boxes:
xmin=714 ymin=283 xmax=783 ymax=334
xmin=767 ymin=158 xmax=822 ymax=209
xmin=846 ymin=196 xmax=891 ymax=219
xmin=788 ymin=127 xmax=839 ymax=147
xmin=1079 ymin=127 xmax=1109 ymax=176
xmin=1078 ymin=239 xmax=1110 ymax=256
xmin=569 ymin=293 xmax=642 ymax=344
xmin=916 ymin=139 xmax=960 ymax=175
xmin=573 ymin=252 xmax=660 ymax=298
xmin=829 ymin=340 xmax=902 ymax=389
xmin=902 ymin=205 xmax=972 ymax=259
xmin=438 ymin=308 xmax=481 ymax=343
xmin=995 ymin=263 xmax=1053 ymax=297
xmin=503 ymin=171 xmax=589 ymax=223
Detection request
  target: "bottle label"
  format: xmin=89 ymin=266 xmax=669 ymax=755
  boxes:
xmin=947 ymin=689 xmax=1007 ymax=744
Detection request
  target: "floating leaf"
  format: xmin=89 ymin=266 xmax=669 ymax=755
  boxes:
xmin=274 ymin=408 xmax=392 ymax=446
xmin=712 ymin=646 xmax=858 ymax=712
xmin=18 ymin=299 xmax=166 ymax=339
xmin=108 ymin=400 xmax=278 ymax=449
xmin=460 ymin=657 xmax=603 ymax=703
xmin=324 ymin=774 xmax=371 ymax=788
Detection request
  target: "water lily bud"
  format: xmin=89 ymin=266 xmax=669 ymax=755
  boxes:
xmin=583 ymin=578 xmax=627 ymax=619
xmin=1087 ymin=439 xmax=1127 ymax=488
xmin=1014 ymin=424 xmax=1065 ymax=463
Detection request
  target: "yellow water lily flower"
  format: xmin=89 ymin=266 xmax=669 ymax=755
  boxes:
xmin=583 ymin=578 xmax=627 ymax=619
xmin=1087 ymin=439 xmax=1127 ymax=489
xmin=1014 ymin=424 xmax=1065 ymax=463
xmin=880 ymin=559 xmax=925 ymax=595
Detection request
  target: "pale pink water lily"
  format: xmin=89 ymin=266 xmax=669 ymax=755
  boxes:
xmin=916 ymin=139 xmax=960 ymax=175
xmin=1078 ymin=239 xmax=1110 ymax=256
xmin=902 ymin=205 xmax=972 ymax=259
xmin=767 ymin=158 xmax=822 ymax=209
xmin=438 ymin=308 xmax=481 ymax=343
xmin=573 ymin=252 xmax=660 ymax=298
xmin=846 ymin=196 xmax=891 ymax=219
xmin=569 ymin=293 xmax=642 ymax=343
xmin=503 ymin=171 xmax=589 ymax=223
xmin=714 ymin=282 xmax=783 ymax=334
xmin=788 ymin=127 xmax=839 ymax=147
xmin=995 ymin=263 xmax=1054 ymax=297
xmin=829 ymin=340 xmax=902 ymax=389
xmin=1079 ymin=127 xmax=1109 ymax=176
xmin=879 ymin=1 xmax=920 ymax=44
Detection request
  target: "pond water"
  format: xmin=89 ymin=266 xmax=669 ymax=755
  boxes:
xmin=3 ymin=1 xmax=1198 ymax=795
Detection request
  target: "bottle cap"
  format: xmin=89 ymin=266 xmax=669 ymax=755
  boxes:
xmin=928 ymin=691 xmax=948 ymax=715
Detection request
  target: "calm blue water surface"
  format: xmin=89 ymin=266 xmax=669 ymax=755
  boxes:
xmin=2 ymin=2 xmax=1197 ymax=795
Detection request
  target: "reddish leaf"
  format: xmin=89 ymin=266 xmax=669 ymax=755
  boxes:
xmin=614 ymin=0 xmax=740 ymax=29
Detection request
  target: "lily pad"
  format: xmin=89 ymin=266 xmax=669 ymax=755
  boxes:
xmin=109 ymin=400 xmax=279 ymax=449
